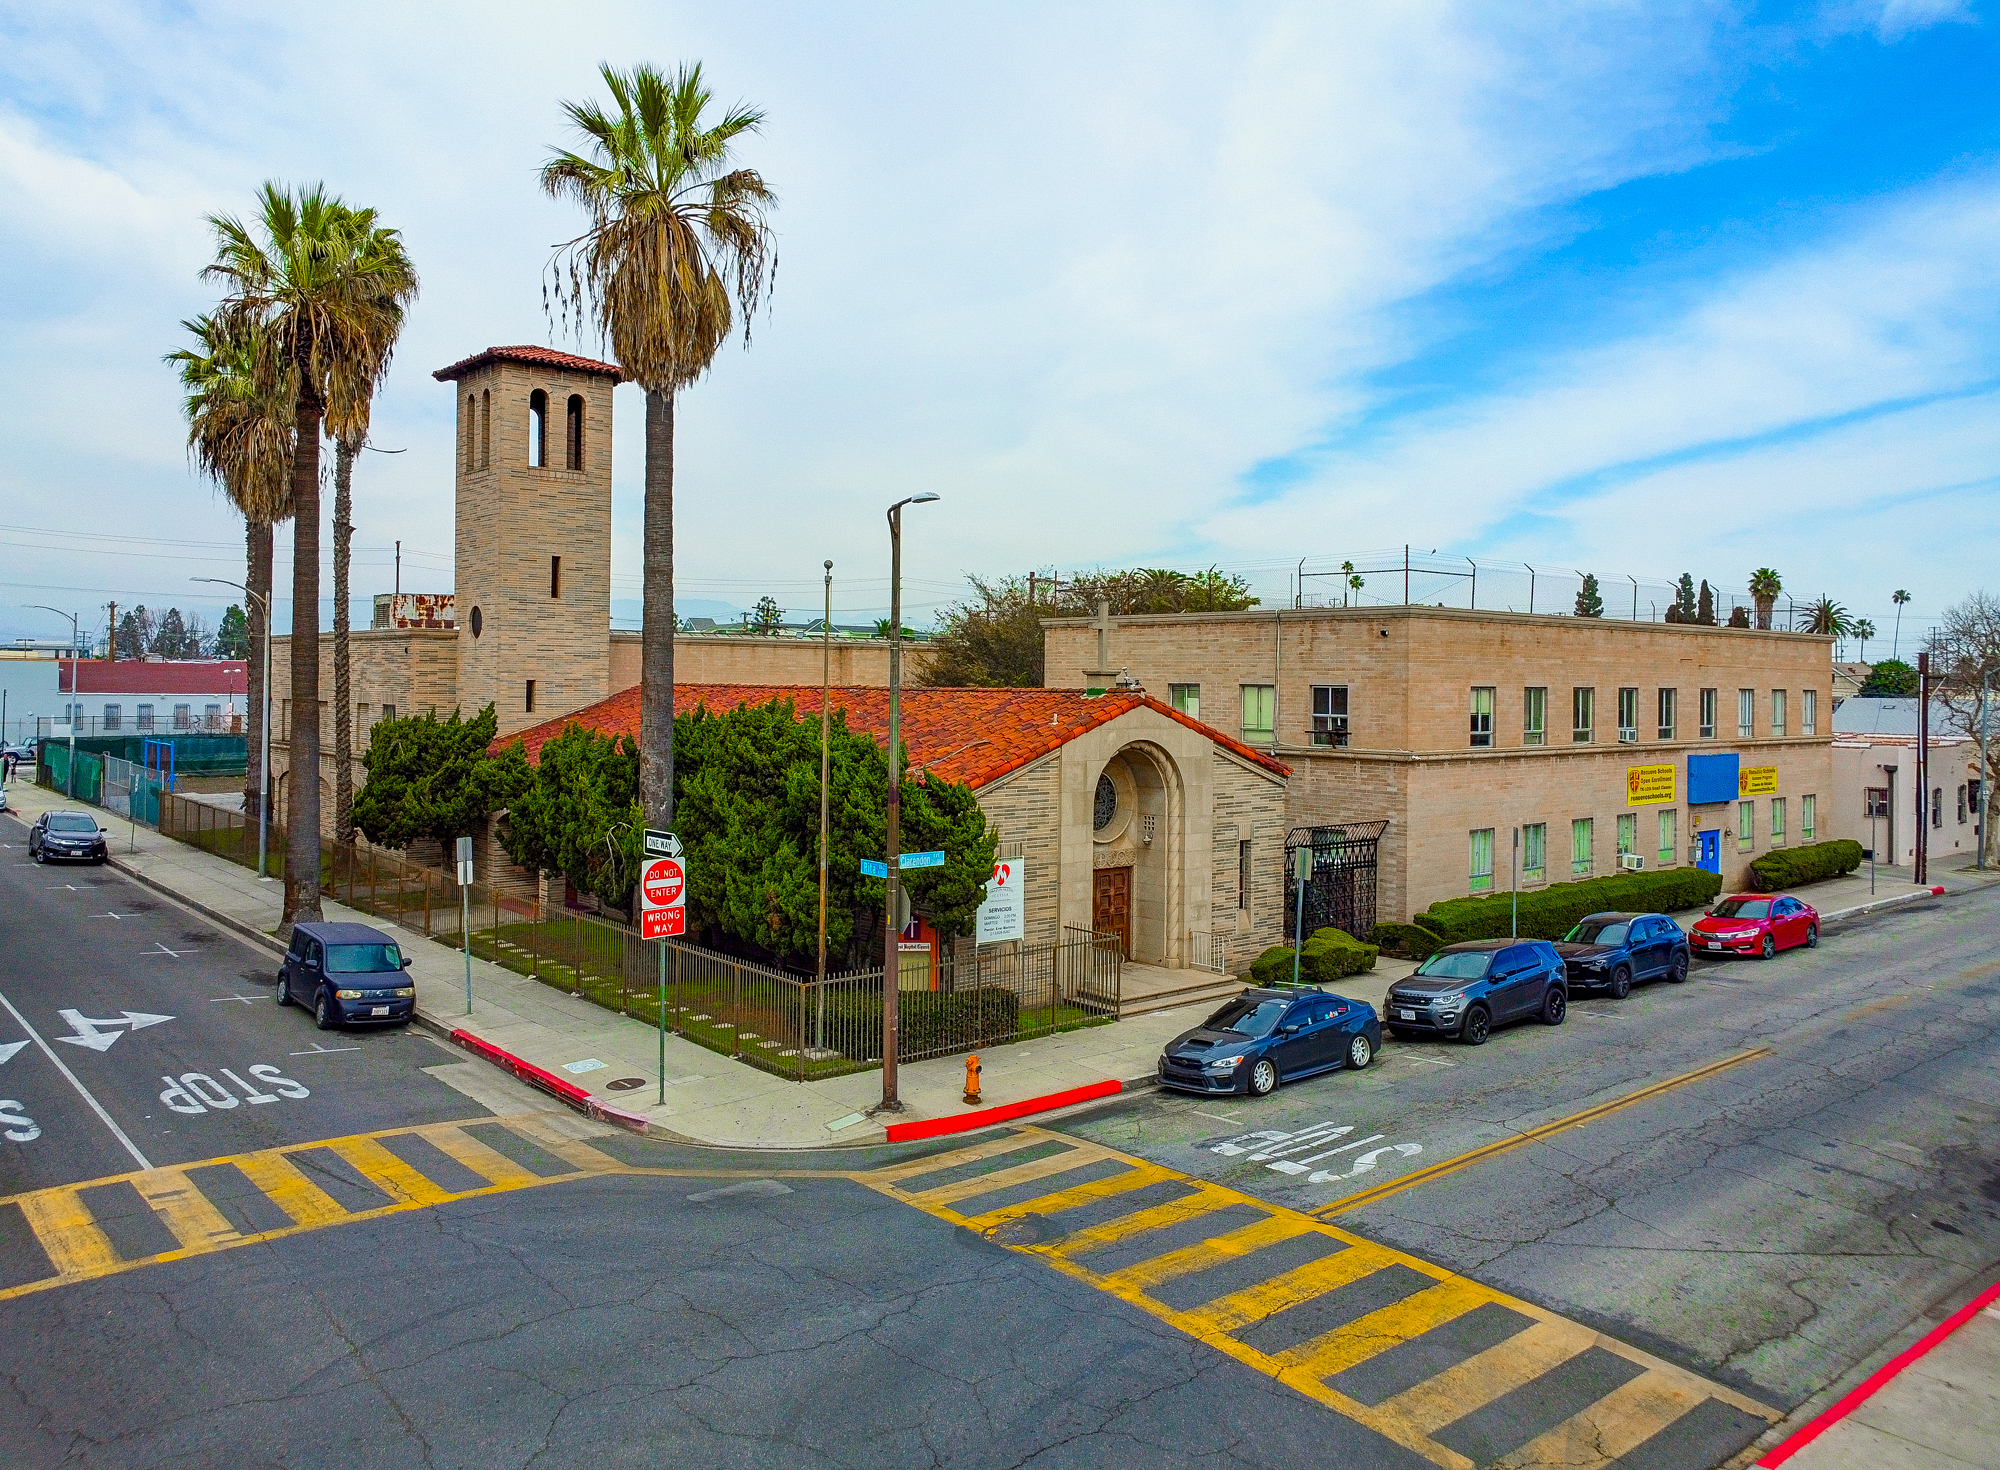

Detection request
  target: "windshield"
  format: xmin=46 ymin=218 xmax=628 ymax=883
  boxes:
xmin=326 ymin=942 xmax=403 ymax=974
xmin=1414 ymin=951 xmax=1495 ymax=980
xmin=48 ymin=814 xmax=97 ymax=833
xmin=1202 ymin=997 xmax=1292 ymax=1039
xmin=1711 ymin=898 xmax=1771 ymax=920
xmin=1565 ymin=920 xmax=1630 ymax=945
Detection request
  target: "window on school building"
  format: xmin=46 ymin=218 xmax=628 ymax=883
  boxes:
xmin=1572 ymin=687 xmax=1595 ymax=743
xmin=1738 ymin=800 xmax=1755 ymax=849
xmin=1802 ymin=689 xmax=1817 ymax=736
xmin=1169 ymin=684 xmax=1200 ymax=721
xmin=1617 ymin=687 xmax=1638 ymax=743
xmin=1572 ymin=817 xmax=1593 ymax=875
xmin=1241 ymin=685 xmax=1274 ymax=742
xmin=1700 ymin=688 xmax=1717 ymax=739
xmin=1658 ymin=809 xmax=1677 ymax=866
xmin=204 ymin=703 xmax=221 ymax=729
xmin=1469 ymin=687 xmax=1494 ymax=748
xmin=1523 ymin=687 xmax=1546 ymax=746
xmin=102 ymin=704 xmax=121 ymax=731
xmin=1738 ymin=688 xmax=1755 ymax=739
xmin=1311 ymin=685 xmax=1348 ymax=746
xmin=1617 ymin=812 xmax=1637 ymax=856
xmin=1522 ymin=823 xmax=1546 ymax=882
xmin=1771 ymin=689 xmax=1787 ymax=738
xmin=1771 ymin=797 xmax=1786 ymax=844
xmin=172 ymin=703 xmax=192 ymax=730
xmin=1469 ymin=829 xmax=1494 ymax=892
xmin=1658 ymin=688 xmax=1676 ymax=741
xmin=137 ymin=704 xmax=155 ymax=732
xmin=1802 ymin=794 xmax=1816 ymax=840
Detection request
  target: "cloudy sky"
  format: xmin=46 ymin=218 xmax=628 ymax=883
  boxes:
xmin=0 ymin=1 xmax=1993 ymax=649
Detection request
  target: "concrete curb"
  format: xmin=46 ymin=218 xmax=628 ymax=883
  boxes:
xmin=448 ymin=1029 xmax=652 ymax=1135
xmin=106 ymin=854 xmax=288 ymax=959
xmin=1818 ymin=886 xmax=1945 ymax=926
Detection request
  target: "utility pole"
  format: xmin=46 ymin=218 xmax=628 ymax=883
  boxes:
xmin=1915 ymin=652 xmax=1930 ymax=885
xmin=817 ymin=559 xmax=832 ymax=1051
xmin=881 ymin=493 xmax=940 ymax=1112
xmin=107 ymin=602 xmax=117 ymax=663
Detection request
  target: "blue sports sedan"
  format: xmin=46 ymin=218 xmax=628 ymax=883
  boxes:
xmin=1158 ymin=988 xmax=1381 ymax=1097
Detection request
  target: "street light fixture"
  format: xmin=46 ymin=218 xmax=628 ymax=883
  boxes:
xmin=27 ymin=605 xmax=80 ymax=798
xmin=881 ymin=492 xmax=940 ymax=1112
xmin=194 ymin=578 xmax=272 ymax=879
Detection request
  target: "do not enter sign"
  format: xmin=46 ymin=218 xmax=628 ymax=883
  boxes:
xmin=641 ymin=856 xmax=686 ymax=939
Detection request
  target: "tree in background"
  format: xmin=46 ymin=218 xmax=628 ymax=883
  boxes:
xmin=921 ymin=566 xmax=1258 ymax=687
xmin=1859 ymin=658 xmax=1917 ymax=696
xmin=153 ymin=608 xmax=194 ymax=658
xmin=1891 ymin=588 xmax=1912 ymax=658
xmin=1727 ymin=605 xmax=1752 ymax=629
xmin=1574 ymin=573 xmax=1604 ymax=618
xmin=215 ymin=605 xmax=249 ymax=659
xmin=115 ymin=607 xmax=157 ymax=660
xmin=1853 ymin=618 xmax=1875 ymax=662
xmin=1674 ymin=574 xmax=1698 ymax=622
xmin=543 ymin=61 xmax=777 ymax=837
xmin=1749 ymin=568 xmax=1783 ymax=630
xmin=1925 ymin=591 xmax=2000 ymax=864
xmin=207 ymin=183 xmax=418 ymax=929
xmin=1697 ymin=579 xmax=1717 ymax=625
xmin=748 ymin=595 xmax=785 ymax=634
xmin=1805 ymin=596 xmax=1853 ymax=642
xmin=353 ymin=705 xmax=523 ymax=859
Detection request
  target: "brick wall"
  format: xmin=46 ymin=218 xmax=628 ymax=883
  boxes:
xmin=975 ymin=756 xmax=1062 ymax=948
xmin=1209 ymin=749 xmax=1288 ymax=965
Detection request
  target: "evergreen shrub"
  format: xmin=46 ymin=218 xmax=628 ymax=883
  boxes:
xmin=1246 ymin=927 xmax=1379 ymax=987
xmin=820 ymin=986 xmax=1023 ymax=1060
xmin=1369 ymin=922 xmax=1445 ymax=959
xmin=1416 ymin=869 xmax=1724 ymax=944
xmin=1747 ymin=840 xmax=1864 ymax=892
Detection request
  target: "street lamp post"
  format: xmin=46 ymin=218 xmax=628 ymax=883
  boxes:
xmin=881 ymin=492 xmax=939 ymax=1112
xmin=28 ymin=606 xmax=80 ymax=798
xmin=817 ymin=559 xmax=833 ymax=1054
xmin=194 ymin=578 xmax=271 ymax=879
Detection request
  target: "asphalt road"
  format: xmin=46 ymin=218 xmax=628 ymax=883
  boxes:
xmin=1051 ymin=885 xmax=2000 ymax=1413
xmin=0 ymin=809 xmax=494 ymax=1194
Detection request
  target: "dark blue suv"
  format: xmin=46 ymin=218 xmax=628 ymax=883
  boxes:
xmin=1554 ymin=912 xmax=1690 ymax=998
xmin=1383 ymin=939 xmax=1567 ymax=1045
xmin=1158 ymin=988 xmax=1381 ymax=1097
xmin=277 ymin=922 xmax=416 ymax=1030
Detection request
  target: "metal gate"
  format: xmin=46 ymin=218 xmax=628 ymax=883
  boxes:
xmin=1284 ymin=820 xmax=1386 ymax=943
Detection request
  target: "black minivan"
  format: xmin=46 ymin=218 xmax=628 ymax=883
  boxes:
xmin=277 ymin=921 xmax=416 ymax=1030
xmin=1383 ymin=939 xmax=1567 ymax=1045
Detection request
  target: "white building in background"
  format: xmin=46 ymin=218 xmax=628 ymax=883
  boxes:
xmin=0 ymin=651 xmax=64 ymax=746
xmin=54 ymin=660 xmax=248 ymax=738
xmin=1831 ymin=697 xmax=1985 ymax=866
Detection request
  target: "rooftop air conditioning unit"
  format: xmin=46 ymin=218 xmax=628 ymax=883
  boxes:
xmin=1618 ymin=853 xmax=1645 ymax=871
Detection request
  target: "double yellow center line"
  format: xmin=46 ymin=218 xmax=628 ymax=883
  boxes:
xmin=1315 ymin=1046 xmax=1775 ymax=1218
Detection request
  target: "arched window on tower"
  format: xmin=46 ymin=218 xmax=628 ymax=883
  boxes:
xmin=566 ymin=395 xmax=584 ymax=470
xmin=479 ymin=390 xmax=491 ymax=468
xmin=464 ymin=395 xmax=475 ymax=471
xmin=528 ymin=390 xmax=549 ymax=468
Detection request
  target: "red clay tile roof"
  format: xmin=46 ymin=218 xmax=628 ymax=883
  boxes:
xmin=432 ymin=345 xmax=623 ymax=383
xmin=61 ymin=660 xmax=246 ymax=696
xmin=499 ymin=684 xmax=1289 ymax=787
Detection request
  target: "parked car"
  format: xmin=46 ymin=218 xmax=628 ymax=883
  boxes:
xmin=1688 ymin=894 xmax=1819 ymax=960
xmin=1554 ymin=912 xmax=1690 ymax=998
xmin=1384 ymin=939 xmax=1567 ymax=1045
xmin=28 ymin=810 xmax=108 ymax=864
xmin=0 ymin=740 xmax=33 ymax=766
xmin=277 ymin=921 xmax=416 ymax=1029
xmin=1158 ymin=987 xmax=1381 ymax=1097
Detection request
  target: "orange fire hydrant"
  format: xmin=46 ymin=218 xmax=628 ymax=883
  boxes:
xmin=963 ymin=1053 xmax=982 ymax=1106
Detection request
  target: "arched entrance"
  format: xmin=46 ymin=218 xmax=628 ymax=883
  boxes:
xmin=1089 ymin=742 xmax=1183 ymax=964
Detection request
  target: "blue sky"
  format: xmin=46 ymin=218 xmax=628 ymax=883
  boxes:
xmin=0 ymin=1 xmax=1994 ymax=648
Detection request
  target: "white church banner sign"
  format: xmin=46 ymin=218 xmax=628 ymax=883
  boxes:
xmin=975 ymin=860 xmax=1025 ymax=945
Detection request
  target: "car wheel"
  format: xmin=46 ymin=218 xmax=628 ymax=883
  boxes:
xmin=30 ymin=844 xmax=42 ymax=864
xmin=1347 ymin=1033 xmax=1374 ymax=1070
xmin=1667 ymin=953 xmax=1689 ymax=984
xmin=1247 ymin=1058 xmax=1278 ymax=1096
xmin=1760 ymin=934 xmax=1776 ymax=961
xmin=1805 ymin=923 xmax=1818 ymax=949
xmin=1541 ymin=988 xmax=1567 ymax=1026
xmin=1608 ymin=965 xmax=1632 ymax=1000
xmin=274 ymin=972 xmax=291 ymax=1007
xmin=1459 ymin=1007 xmax=1491 ymax=1046
xmin=314 ymin=990 xmax=337 ymax=1031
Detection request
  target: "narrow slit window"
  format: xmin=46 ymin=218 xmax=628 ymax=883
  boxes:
xmin=479 ymin=390 xmax=491 ymax=468
xmin=464 ymin=395 xmax=476 ymax=470
xmin=566 ymin=395 xmax=584 ymax=469
xmin=550 ymin=556 xmax=562 ymax=599
xmin=1237 ymin=839 xmax=1251 ymax=911
xmin=525 ymin=680 xmax=536 ymax=714
xmin=528 ymin=390 xmax=548 ymax=467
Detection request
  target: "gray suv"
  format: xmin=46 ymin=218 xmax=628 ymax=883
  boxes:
xmin=1383 ymin=939 xmax=1567 ymax=1045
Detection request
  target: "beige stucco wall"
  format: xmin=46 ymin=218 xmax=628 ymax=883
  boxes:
xmin=1831 ymin=738 xmax=1981 ymax=866
xmin=609 ymin=631 xmax=936 ymax=692
xmin=973 ymin=756 xmax=1063 ymax=949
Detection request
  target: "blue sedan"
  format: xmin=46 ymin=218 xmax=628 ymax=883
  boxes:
xmin=1553 ymin=911 xmax=1690 ymax=998
xmin=1158 ymin=988 xmax=1381 ymax=1097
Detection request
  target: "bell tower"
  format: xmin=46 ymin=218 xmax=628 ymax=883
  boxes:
xmin=432 ymin=345 xmax=620 ymax=738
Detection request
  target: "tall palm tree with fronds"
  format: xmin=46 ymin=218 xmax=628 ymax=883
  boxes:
xmin=1854 ymin=618 xmax=1876 ymax=662
xmin=1892 ymin=589 xmax=1912 ymax=658
xmin=542 ymin=61 xmax=776 ymax=829
xmin=165 ymin=312 xmax=294 ymax=824
xmin=1748 ymin=567 xmax=1783 ymax=630
xmin=205 ymin=183 xmax=418 ymax=927
xmin=1805 ymin=596 xmax=1853 ymax=640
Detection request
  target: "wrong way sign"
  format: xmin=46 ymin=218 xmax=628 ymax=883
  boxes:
xmin=640 ymin=855 xmax=686 ymax=939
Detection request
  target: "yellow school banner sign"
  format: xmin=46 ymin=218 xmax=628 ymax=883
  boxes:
xmin=1627 ymin=764 xmax=1676 ymax=805
xmin=1739 ymin=766 xmax=1778 ymax=796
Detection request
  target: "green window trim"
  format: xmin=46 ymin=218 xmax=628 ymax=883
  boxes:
xmin=1523 ymin=687 xmax=1547 ymax=747
xmin=1571 ymin=817 xmax=1594 ymax=875
xmin=1469 ymin=828 xmax=1494 ymax=892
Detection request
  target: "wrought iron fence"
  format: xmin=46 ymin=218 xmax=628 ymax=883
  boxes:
xmin=1284 ymin=820 xmax=1387 ymax=943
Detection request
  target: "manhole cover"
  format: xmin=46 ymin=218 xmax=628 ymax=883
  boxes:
xmin=603 ymin=1077 xmax=648 ymax=1092
xmin=982 ymin=1215 xmax=1056 ymax=1246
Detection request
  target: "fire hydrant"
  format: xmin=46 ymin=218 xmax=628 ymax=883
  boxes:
xmin=963 ymin=1053 xmax=982 ymax=1106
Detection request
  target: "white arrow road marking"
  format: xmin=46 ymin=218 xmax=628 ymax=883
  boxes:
xmin=0 ymin=1040 xmax=29 ymax=1065
xmin=0 ymin=989 xmax=150 ymax=1169
xmin=1308 ymin=1142 xmax=1423 ymax=1185
xmin=53 ymin=1009 xmax=176 ymax=1052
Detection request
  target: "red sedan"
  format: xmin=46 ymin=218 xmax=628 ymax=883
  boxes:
xmin=1688 ymin=893 xmax=1819 ymax=960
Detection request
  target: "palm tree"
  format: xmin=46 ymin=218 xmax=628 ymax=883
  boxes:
xmin=1748 ymin=568 xmax=1783 ymax=630
xmin=1892 ymin=589 xmax=1912 ymax=658
xmin=1804 ymin=596 xmax=1853 ymax=641
xmin=1854 ymin=618 xmax=1876 ymax=662
xmin=542 ymin=62 xmax=776 ymax=829
xmin=205 ymin=183 xmax=418 ymax=927
xmin=165 ymin=313 xmax=293 ymax=824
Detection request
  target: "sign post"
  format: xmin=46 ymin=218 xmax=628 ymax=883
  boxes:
xmin=640 ymin=829 xmax=685 ymax=1104
xmin=455 ymin=835 xmax=474 ymax=1016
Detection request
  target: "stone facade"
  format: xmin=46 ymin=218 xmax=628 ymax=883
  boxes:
xmin=1044 ymin=605 xmax=1837 ymax=919
xmin=608 ymin=631 xmax=934 ymax=693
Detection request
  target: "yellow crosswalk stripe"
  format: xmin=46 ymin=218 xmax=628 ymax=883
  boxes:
xmin=325 ymin=1136 xmax=457 ymax=1207
xmin=130 ymin=1169 xmax=242 ymax=1251
xmin=15 ymin=1190 xmax=119 ymax=1276
xmin=1275 ymin=1274 xmax=1497 ymax=1378
xmin=956 ymin=1161 xmax=1176 ymax=1228
xmin=234 ymin=1152 xmax=350 ymax=1228
xmin=870 ymin=1130 xmax=1046 ymax=1185
xmin=1044 ymin=1181 xmax=1244 ymax=1259
xmin=1375 ymin=1317 xmax=1592 ymax=1435
xmin=1486 ymin=1369 xmax=1703 ymax=1470
xmin=1178 ymin=1240 xmax=1414 ymax=1336
xmin=904 ymin=1145 xmax=1115 ymax=1208
xmin=497 ymin=1114 xmax=626 ymax=1174
xmin=1097 ymin=1211 xmax=1309 ymax=1293
xmin=419 ymin=1123 xmax=546 ymax=1189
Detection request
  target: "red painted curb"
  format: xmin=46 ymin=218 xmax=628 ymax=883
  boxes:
xmin=448 ymin=1028 xmax=649 ymax=1135
xmin=1757 ymin=1274 xmax=2000 ymax=1466
xmin=883 ymin=1078 xmax=1124 ymax=1143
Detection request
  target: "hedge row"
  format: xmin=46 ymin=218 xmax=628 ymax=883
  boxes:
xmin=1414 ymin=868 xmax=1725 ymax=944
xmin=1369 ymin=922 xmax=1445 ymax=960
xmin=1747 ymin=839 xmax=1864 ymax=892
xmin=1246 ymin=927 xmax=1379 ymax=988
xmin=820 ymin=986 xmax=1022 ymax=1058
